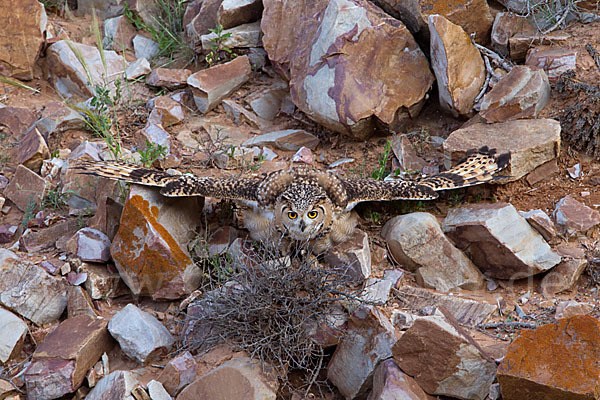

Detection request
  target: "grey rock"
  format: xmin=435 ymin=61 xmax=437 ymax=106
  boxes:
xmin=67 ymin=227 xmax=111 ymax=263
xmin=147 ymin=380 xmax=172 ymax=400
xmin=368 ymin=359 xmax=435 ymax=400
xmin=553 ymin=195 xmax=600 ymax=236
xmin=0 ymin=308 xmax=27 ymax=363
xmin=519 ymin=209 xmax=558 ymax=242
xmin=3 ymin=164 xmax=48 ymax=212
xmin=218 ymin=0 xmax=263 ymax=29
xmin=322 ymin=229 xmax=371 ymax=282
xmin=201 ymin=21 xmax=262 ymax=50
xmin=126 ymin=58 xmax=151 ymax=80
xmin=86 ymin=370 xmax=140 ymax=400
xmin=108 ymin=304 xmax=175 ymax=363
xmin=242 ymin=129 xmax=319 ymax=151
xmin=133 ymin=35 xmax=159 ymax=60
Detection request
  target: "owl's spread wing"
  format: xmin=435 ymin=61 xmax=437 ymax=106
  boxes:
xmin=73 ymin=161 xmax=262 ymax=201
xmin=341 ymin=146 xmax=510 ymax=207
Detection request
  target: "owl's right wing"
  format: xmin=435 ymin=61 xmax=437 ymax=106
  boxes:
xmin=73 ymin=161 xmax=262 ymax=201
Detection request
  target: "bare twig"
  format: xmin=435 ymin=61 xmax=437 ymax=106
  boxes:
xmin=540 ymin=2 xmax=571 ymax=34
xmin=474 ymin=43 xmax=514 ymax=72
xmin=478 ymin=321 xmax=538 ymax=329
xmin=585 ymin=43 xmax=600 ymax=72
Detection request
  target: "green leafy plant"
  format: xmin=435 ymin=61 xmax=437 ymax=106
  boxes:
xmin=41 ymin=187 xmax=74 ymax=210
xmin=21 ymin=198 xmax=39 ymax=228
xmin=137 ymin=140 xmax=168 ymax=167
xmin=205 ymin=24 xmax=234 ymax=66
xmin=371 ymin=140 xmax=393 ymax=181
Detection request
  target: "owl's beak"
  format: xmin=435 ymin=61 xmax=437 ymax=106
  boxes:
xmin=299 ymin=220 xmax=306 ymax=232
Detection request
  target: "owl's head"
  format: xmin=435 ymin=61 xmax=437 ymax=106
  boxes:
xmin=275 ymin=183 xmax=334 ymax=242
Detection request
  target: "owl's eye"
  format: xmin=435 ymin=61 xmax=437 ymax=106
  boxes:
xmin=287 ymin=211 xmax=298 ymax=220
xmin=307 ymin=210 xmax=318 ymax=219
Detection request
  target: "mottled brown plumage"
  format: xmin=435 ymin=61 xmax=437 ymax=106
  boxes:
xmin=74 ymin=146 xmax=510 ymax=253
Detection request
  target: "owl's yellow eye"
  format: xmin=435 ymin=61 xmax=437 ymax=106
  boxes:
xmin=287 ymin=211 xmax=298 ymax=220
xmin=307 ymin=210 xmax=318 ymax=219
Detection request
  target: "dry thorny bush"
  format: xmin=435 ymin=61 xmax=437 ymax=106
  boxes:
xmin=181 ymin=238 xmax=368 ymax=395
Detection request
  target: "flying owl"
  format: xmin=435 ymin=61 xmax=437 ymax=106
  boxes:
xmin=75 ymin=146 xmax=510 ymax=254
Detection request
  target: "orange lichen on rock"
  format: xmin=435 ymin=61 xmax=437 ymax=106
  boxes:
xmin=497 ymin=315 xmax=600 ymax=400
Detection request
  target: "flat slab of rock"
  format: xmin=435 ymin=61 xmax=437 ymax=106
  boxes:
xmin=555 ymin=300 xmax=593 ymax=319
xmin=393 ymin=314 xmax=496 ymax=400
xmin=289 ymin=0 xmax=434 ymax=139
xmin=187 ymin=55 xmax=251 ymax=114
xmin=104 ymin=15 xmax=136 ymax=51
xmin=480 ymin=65 xmax=550 ymax=123
xmin=3 ymin=164 xmax=48 ymax=211
xmin=443 ymin=118 xmax=561 ymax=182
xmin=498 ymin=315 xmax=600 ymax=400
xmin=66 ymin=227 xmax=112 ymax=263
xmin=0 ymin=249 xmax=68 ymax=325
xmin=490 ymin=12 xmax=536 ymax=57
xmin=146 ymin=68 xmax=191 ymax=89
xmin=108 ymin=304 xmax=174 ymax=364
xmin=110 ymin=185 xmax=202 ymax=300
xmin=218 ymin=0 xmax=263 ymax=29
xmin=47 ymin=40 xmax=124 ymax=99
xmin=540 ymin=258 xmax=587 ymax=297
xmin=185 ymin=0 xmax=224 ymax=42
xmin=519 ymin=209 xmax=558 ymax=242
xmin=429 ymin=14 xmax=485 ymax=117
xmin=157 ymin=351 xmax=198 ymax=396
xmin=553 ymin=195 xmax=600 ymax=236
xmin=328 ymin=305 xmax=397 ymax=399
xmin=24 ymin=315 xmax=113 ymax=399
xmin=13 ymin=127 xmax=50 ymax=172
xmin=382 ymin=212 xmax=484 ymax=292
xmin=0 ymin=0 xmax=47 ymax=79
xmin=368 ymin=359 xmax=436 ymax=400
xmin=442 ymin=203 xmax=561 ymax=280
xmin=177 ymin=356 xmax=278 ymax=400
xmin=242 ymin=129 xmax=319 ymax=151
xmin=86 ymin=370 xmax=140 ymax=400
xmin=133 ymin=34 xmax=159 ymax=60
xmin=525 ymin=47 xmax=577 ymax=80
xmin=322 ymin=229 xmax=371 ymax=282
xmin=0 ymin=308 xmax=27 ymax=363
xmin=201 ymin=21 xmax=262 ymax=50
xmin=19 ymin=219 xmax=81 ymax=253
xmin=148 ymin=96 xmax=185 ymax=127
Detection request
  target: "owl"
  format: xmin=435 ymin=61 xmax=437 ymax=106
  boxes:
xmin=75 ymin=146 xmax=510 ymax=254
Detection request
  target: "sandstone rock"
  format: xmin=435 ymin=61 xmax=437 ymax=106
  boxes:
xmin=218 ymin=0 xmax=263 ymax=29
xmin=75 ymin=0 xmax=124 ymax=18
xmin=126 ymin=57 xmax=151 ymax=80
xmin=88 ymin=196 xmax=123 ymax=241
xmin=67 ymin=285 xmax=99 ymax=318
xmin=3 ymin=164 xmax=48 ymax=211
xmin=0 ymin=249 xmax=68 ymax=325
xmin=187 ymin=55 xmax=251 ymax=114
xmin=185 ymin=0 xmax=224 ymax=42
xmin=509 ymin=31 xmax=570 ymax=62
xmin=480 ymin=65 xmax=550 ymax=123
xmin=248 ymin=86 xmax=287 ymax=120
xmin=390 ymin=134 xmax=427 ymax=172
xmin=13 ymin=127 xmax=50 ymax=172
xmin=146 ymin=68 xmax=191 ymax=89
xmin=368 ymin=359 xmax=435 ymax=400
xmin=498 ymin=315 xmax=600 ymax=400
xmin=222 ymin=99 xmax=271 ymax=130
xmin=443 ymin=118 xmax=561 ymax=182
xmin=157 ymin=351 xmax=197 ymax=396
xmin=47 ymin=40 xmax=125 ymax=99
xmin=395 ymin=286 xmax=497 ymax=326
xmin=429 ymin=14 xmax=485 ymax=117
xmin=148 ymin=96 xmax=185 ymax=127
xmin=0 ymin=308 xmax=27 ymax=363
xmin=540 ymin=258 xmax=587 ymax=297
xmin=201 ymin=21 xmax=262 ymax=50
xmin=442 ymin=203 xmax=561 ymax=280
xmin=108 ymin=304 xmax=174 ymax=364
xmin=177 ymin=356 xmax=278 ymax=400
xmin=373 ymin=0 xmax=493 ymax=43
xmin=328 ymin=305 xmax=396 ymax=399
xmin=289 ymin=0 xmax=434 ymax=139
xmin=19 ymin=219 xmax=81 ymax=253
xmin=67 ymin=228 xmax=112 ymax=263
xmin=126 ymin=0 xmax=161 ymax=31
xmin=382 ymin=212 xmax=485 ymax=292
xmin=519 ymin=209 xmax=558 ymax=242
xmin=0 ymin=0 xmax=47 ymax=79
xmin=67 ymin=140 xmax=104 ymax=161
xmin=79 ymin=262 xmax=128 ymax=300
xmin=110 ymin=185 xmax=202 ymax=300
xmin=0 ymin=379 xmax=17 ymax=399
xmin=133 ymin=34 xmax=159 ymax=60
xmin=148 ymin=380 xmax=172 ymax=400
xmin=553 ymin=195 xmax=600 ymax=236
xmin=137 ymin=123 xmax=172 ymax=155
xmin=292 ymin=146 xmax=313 ymax=164
xmin=261 ymin=0 xmax=329 ymax=78
xmin=86 ymin=370 xmax=140 ymax=400
xmin=0 ymin=106 xmax=38 ymax=138
xmin=525 ymin=48 xmax=577 ymax=80
xmin=306 ymin=304 xmax=348 ymax=348
xmin=104 ymin=15 xmax=136 ymax=51
xmin=24 ymin=315 xmax=113 ymax=399
xmin=0 ymin=224 xmax=17 ymax=244
xmin=322 ymin=229 xmax=372 ymax=282
xmin=393 ymin=315 xmax=496 ymax=400
xmin=555 ymin=300 xmax=593 ymax=319
xmin=242 ymin=129 xmax=319 ymax=151
xmin=490 ymin=12 xmax=536 ymax=57
xmin=183 ymin=0 xmax=203 ymax=27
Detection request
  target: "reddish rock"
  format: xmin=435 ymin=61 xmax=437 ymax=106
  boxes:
xmin=104 ymin=15 xmax=137 ymax=51
xmin=289 ymin=0 xmax=434 ymax=139
xmin=187 ymin=55 xmax=251 ymax=114
xmin=177 ymin=356 xmax=278 ymax=400
xmin=541 ymin=258 xmax=588 ymax=297
xmin=88 ymin=196 xmax=123 ymax=241
xmin=322 ymin=229 xmax=371 ymax=282
xmin=242 ymin=129 xmax=319 ymax=151
xmin=519 ymin=209 xmax=558 ymax=242
xmin=390 ymin=134 xmax=427 ymax=172
xmin=480 ymin=65 xmax=550 ymax=123
xmin=183 ymin=0 xmax=203 ymax=27
xmin=0 ymin=0 xmax=47 ymax=79
xmin=185 ymin=0 xmax=224 ymax=43
xmin=525 ymin=48 xmax=577 ymax=80
xmin=13 ymin=127 xmax=50 ymax=172
xmin=443 ymin=119 xmax=561 ymax=182
xmin=555 ymin=300 xmax=593 ymax=319
xmin=0 ymin=224 xmax=17 ymax=244
xmin=0 ymin=308 xmax=27 ymax=363
xmin=0 ymin=106 xmax=38 ymax=138
xmin=3 ymin=164 xmax=48 ymax=212
xmin=218 ymin=0 xmax=263 ymax=29
xmin=110 ymin=185 xmax=203 ymax=300
xmin=67 ymin=228 xmax=112 ymax=263
xmin=24 ymin=315 xmax=113 ymax=399
xmin=222 ymin=99 xmax=271 ymax=130
xmin=157 ymin=351 xmax=198 ymax=396
xmin=490 ymin=12 xmax=536 ymax=57
xmin=146 ymin=68 xmax=191 ymax=89
xmin=509 ymin=31 xmax=570 ymax=62
xmin=368 ymin=359 xmax=435 ymax=400
xmin=86 ymin=370 xmax=140 ymax=400
xmin=20 ymin=219 xmax=81 ymax=253
xmin=393 ymin=315 xmax=496 ymax=400
xmin=498 ymin=315 xmax=600 ymax=400
xmin=67 ymin=286 xmax=99 ymax=318
xmin=553 ymin=195 xmax=600 ymax=236
xmin=148 ymin=96 xmax=185 ymax=127
xmin=429 ymin=14 xmax=485 ymax=117
xmin=137 ymin=123 xmax=172 ymax=154
xmin=79 ymin=262 xmax=128 ymax=300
